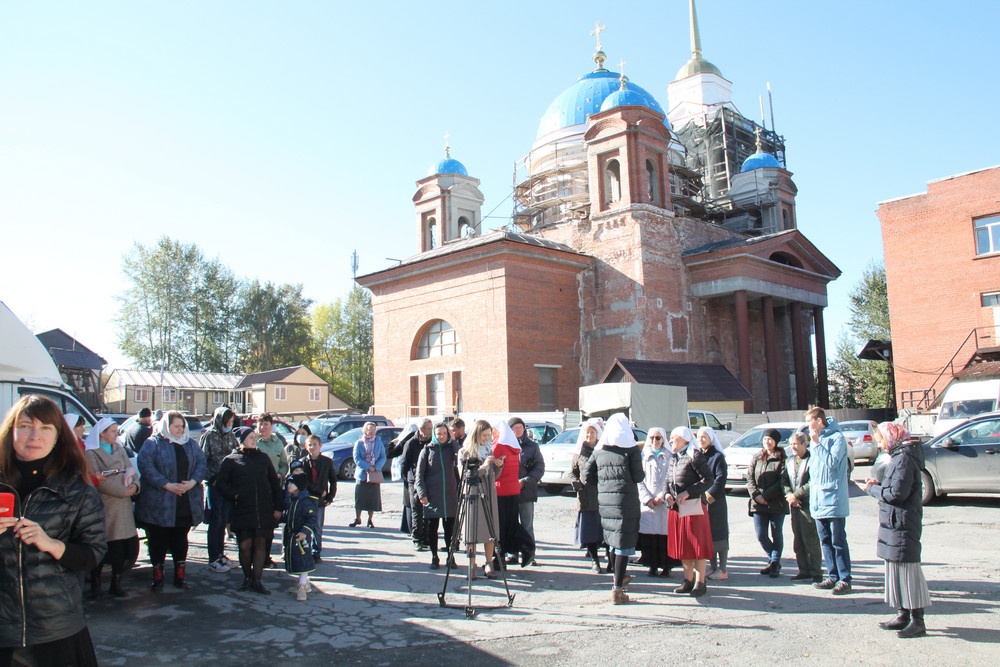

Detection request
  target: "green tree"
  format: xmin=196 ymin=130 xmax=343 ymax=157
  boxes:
xmin=829 ymin=262 xmax=893 ymax=409
xmin=187 ymin=258 xmax=245 ymax=373
xmin=239 ymin=280 xmax=314 ymax=372
xmin=310 ymin=286 xmax=373 ymax=409
xmin=311 ymin=300 xmax=351 ymax=399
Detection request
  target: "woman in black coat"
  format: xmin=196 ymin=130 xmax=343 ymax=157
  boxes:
xmin=414 ymin=423 xmax=460 ymax=569
xmin=696 ymin=426 xmax=730 ymax=580
xmin=664 ymin=426 xmax=715 ymax=598
xmin=216 ymin=427 xmax=283 ymax=595
xmin=747 ymin=428 xmax=789 ymax=578
xmin=584 ymin=413 xmax=644 ymax=605
xmin=861 ymin=422 xmax=931 ymax=639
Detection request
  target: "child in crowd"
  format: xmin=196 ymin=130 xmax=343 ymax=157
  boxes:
xmin=284 ymin=462 xmax=319 ymax=601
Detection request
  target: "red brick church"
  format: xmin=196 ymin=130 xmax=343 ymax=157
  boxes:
xmin=358 ymin=6 xmax=840 ymax=420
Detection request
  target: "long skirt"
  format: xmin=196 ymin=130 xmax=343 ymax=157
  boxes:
xmin=637 ymin=533 xmax=682 ymax=570
xmin=885 ymin=560 xmax=932 ymax=609
xmin=667 ymin=509 xmax=714 ymax=560
xmin=355 ymin=482 xmax=382 ymax=512
xmin=574 ymin=510 xmax=603 ymax=546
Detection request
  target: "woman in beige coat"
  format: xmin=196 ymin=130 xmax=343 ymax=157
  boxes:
xmin=84 ymin=417 xmax=140 ymax=598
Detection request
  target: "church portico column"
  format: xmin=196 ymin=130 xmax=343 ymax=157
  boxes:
xmin=813 ymin=306 xmax=829 ymax=408
xmin=762 ymin=296 xmax=779 ymax=409
xmin=790 ymin=302 xmax=807 ymax=409
xmin=734 ymin=290 xmax=752 ymax=409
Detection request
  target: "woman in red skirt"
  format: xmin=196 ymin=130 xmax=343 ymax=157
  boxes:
xmin=664 ymin=426 xmax=716 ymax=597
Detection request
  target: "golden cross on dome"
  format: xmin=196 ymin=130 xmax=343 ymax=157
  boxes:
xmin=618 ymin=59 xmax=627 ymax=88
xmin=444 ymin=131 xmax=451 ymax=158
xmin=590 ymin=21 xmax=606 ymax=51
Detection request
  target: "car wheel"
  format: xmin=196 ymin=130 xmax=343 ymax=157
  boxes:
xmin=920 ymin=470 xmax=935 ymax=506
xmin=339 ymin=459 xmax=356 ymax=481
xmin=543 ymin=484 xmax=565 ymax=495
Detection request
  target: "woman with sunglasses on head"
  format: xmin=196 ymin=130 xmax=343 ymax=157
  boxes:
xmin=637 ymin=427 xmax=674 ymax=577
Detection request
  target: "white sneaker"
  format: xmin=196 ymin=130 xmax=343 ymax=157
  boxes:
xmin=286 ymin=582 xmax=312 ymax=594
xmin=209 ymin=559 xmax=232 ymax=573
xmin=295 ymin=584 xmax=308 ymax=602
xmin=220 ymin=555 xmax=233 ymax=567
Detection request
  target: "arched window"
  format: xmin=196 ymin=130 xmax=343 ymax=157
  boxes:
xmin=646 ymin=159 xmax=659 ymax=203
xmin=769 ymin=251 xmax=803 ymax=268
xmin=414 ymin=320 xmax=460 ymax=359
xmin=458 ymin=216 xmax=472 ymax=238
xmin=427 ymin=218 xmax=438 ymax=249
xmin=604 ymin=159 xmax=621 ymax=205
xmin=782 ymin=209 xmax=793 ymax=230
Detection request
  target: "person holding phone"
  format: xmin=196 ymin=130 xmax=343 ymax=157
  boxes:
xmin=84 ymin=417 xmax=140 ymax=598
xmin=0 ymin=395 xmax=106 ymax=666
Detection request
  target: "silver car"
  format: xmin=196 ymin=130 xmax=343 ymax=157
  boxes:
xmin=838 ymin=420 xmax=878 ymax=463
xmin=920 ymin=411 xmax=1000 ymax=505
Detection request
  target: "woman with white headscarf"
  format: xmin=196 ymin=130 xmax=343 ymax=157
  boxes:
xmin=584 ymin=413 xmax=645 ymax=604
xmin=664 ymin=426 xmax=715 ymax=597
xmin=569 ymin=418 xmax=605 ymax=573
xmin=84 ymin=418 xmax=139 ymax=598
xmin=637 ymin=427 xmax=677 ymax=577
xmin=696 ymin=426 xmax=730 ymax=580
xmin=491 ymin=419 xmax=533 ymax=567
xmin=135 ymin=410 xmax=206 ymax=590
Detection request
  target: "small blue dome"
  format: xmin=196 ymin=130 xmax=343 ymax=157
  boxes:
xmin=740 ymin=151 xmax=782 ymax=172
xmin=537 ymin=70 xmax=666 ymax=138
xmin=428 ymin=157 xmax=468 ymax=177
xmin=599 ymin=82 xmax=669 ymax=126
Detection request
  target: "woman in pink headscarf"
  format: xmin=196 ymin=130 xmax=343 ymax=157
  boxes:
xmin=859 ymin=422 xmax=931 ymax=639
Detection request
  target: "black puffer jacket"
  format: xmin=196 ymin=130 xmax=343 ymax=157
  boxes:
xmin=0 ymin=475 xmax=106 ymax=647
xmin=665 ymin=448 xmax=715 ymax=500
xmin=517 ymin=435 xmax=545 ymax=503
xmin=584 ymin=445 xmax=645 ymax=550
xmin=215 ymin=448 xmax=283 ymax=532
xmin=747 ymin=449 xmax=789 ymax=515
xmin=867 ymin=441 xmax=924 ymax=563
xmin=414 ymin=441 xmax=460 ymax=519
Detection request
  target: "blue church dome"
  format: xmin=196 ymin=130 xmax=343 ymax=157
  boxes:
xmin=536 ymin=70 xmax=666 ymax=138
xmin=428 ymin=157 xmax=468 ymax=177
xmin=740 ymin=151 xmax=781 ymax=172
xmin=599 ymin=82 xmax=669 ymax=125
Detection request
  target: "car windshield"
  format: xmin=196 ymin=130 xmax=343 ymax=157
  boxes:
xmin=547 ymin=429 xmax=579 ymax=445
xmin=730 ymin=427 xmax=800 ymax=448
xmin=940 ymin=399 xmax=997 ymax=419
xmin=839 ymin=421 xmax=870 ymax=432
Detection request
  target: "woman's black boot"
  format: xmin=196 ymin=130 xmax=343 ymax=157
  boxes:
xmin=897 ymin=609 xmax=926 ymax=638
xmin=879 ymin=609 xmax=910 ymax=630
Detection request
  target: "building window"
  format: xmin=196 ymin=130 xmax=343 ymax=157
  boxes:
xmin=458 ymin=216 xmax=472 ymax=239
xmin=427 ymin=373 xmax=444 ymax=412
xmin=134 ymin=388 xmax=149 ymax=403
xmin=538 ymin=367 xmax=557 ymax=411
xmin=452 ymin=371 xmax=462 ymax=413
xmin=604 ymin=159 xmax=621 ymax=205
xmin=410 ymin=376 xmax=420 ymax=417
xmin=212 ymin=391 xmax=226 ymax=404
xmin=428 ymin=217 xmax=438 ymax=249
xmin=163 ymin=388 xmax=177 ymax=403
xmin=646 ymin=159 xmax=658 ymax=203
xmin=309 ymin=387 xmax=322 ymax=402
xmin=982 ymin=291 xmax=1000 ymax=307
xmin=274 ymin=386 xmax=287 ymax=401
xmin=415 ymin=320 xmax=460 ymax=359
xmin=975 ymin=214 xmax=1000 ymax=255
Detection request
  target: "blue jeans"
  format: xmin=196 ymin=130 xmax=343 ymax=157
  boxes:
xmin=206 ymin=484 xmax=230 ymax=563
xmin=753 ymin=512 xmax=785 ymax=563
xmin=815 ymin=517 xmax=851 ymax=582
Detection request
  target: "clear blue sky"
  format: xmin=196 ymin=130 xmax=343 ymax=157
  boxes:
xmin=2 ymin=1 xmax=998 ymax=371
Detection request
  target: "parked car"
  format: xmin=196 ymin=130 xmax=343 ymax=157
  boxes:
xmin=320 ymin=426 xmax=402 ymax=480
xmin=723 ymin=420 xmax=855 ymax=491
xmin=838 ymin=419 xmax=878 ymax=463
xmin=538 ymin=426 xmax=648 ymax=494
xmin=918 ymin=411 xmax=1000 ymax=505
xmin=98 ymin=413 xmax=133 ymax=426
xmin=688 ymin=410 xmax=742 ymax=446
xmin=524 ymin=421 xmax=561 ymax=444
xmin=307 ymin=415 xmax=393 ymax=442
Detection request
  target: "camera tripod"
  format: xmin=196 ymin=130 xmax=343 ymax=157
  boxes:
xmin=437 ymin=462 xmax=515 ymax=618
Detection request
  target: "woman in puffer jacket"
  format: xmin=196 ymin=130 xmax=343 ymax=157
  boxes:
xmin=861 ymin=422 xmax=931 ymax=639
xmin=747 ymin=428 xmax=789 ymax=578
xmin=1 ymin=395 xmax=106 ymax=666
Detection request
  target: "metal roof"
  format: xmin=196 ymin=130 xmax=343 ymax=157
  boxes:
xmin=234 ymin=366 xmax=305 ymax=389
xmin=109 ymin=369 xmax=242 ymax=390
xmin=36 ymin=329 xmax=107 ymax=370
xmin=602 ymin=358 xmax=751 ymax=402
xmin=537 ymin=69 xmax=666 ymax=138
xmin=383 ymin=229 xmax=584 ymax=270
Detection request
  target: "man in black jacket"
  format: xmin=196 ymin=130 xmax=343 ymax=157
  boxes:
xmin=510 ymin=417 xmax=545 ymax=565
xmin=401 ymin=419 xmax=433 ymax=550
xmin=297 ymin=435 xmax=337 ymax=561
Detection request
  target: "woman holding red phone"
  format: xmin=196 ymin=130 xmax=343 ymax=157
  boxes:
xmin=0 ymin=394 xmax=106 ymax=666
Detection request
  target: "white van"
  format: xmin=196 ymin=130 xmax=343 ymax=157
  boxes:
xmin=933 ymin=378 xmax=1000 ymax=436
xmin=0 ymin=302 xmax=97 ymax=430
xmin=688 ymin=409 xmax=743 ymax=446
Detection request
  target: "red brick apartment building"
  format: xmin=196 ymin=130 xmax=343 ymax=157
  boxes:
xmin=357 ymin=11 xmax=841 ymax=420
xmin=878 ymin=166 xmax=1000 ymax=410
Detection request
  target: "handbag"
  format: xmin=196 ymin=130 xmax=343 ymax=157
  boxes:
xmin=366 ymin=469 xmax=385 ymax=484
xmin=678 ymin=498 xmax=704 ymax=517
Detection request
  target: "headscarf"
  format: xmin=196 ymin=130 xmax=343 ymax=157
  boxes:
xmin=669 ymin=426 xmax=695 ymax=453
xmin=64 ymin=413 xmax=81 ymax=432
xmin=691 ymin=425 xmax=725 ymax=457
xmin=83 ymin=417 xmax=118 ymax=451
xmin=644 ymin=427 xmax=668 ymax=460
xmin=597 ymin=413 xmax=638 ymax=450
xmin=396 ymin=422 xmax=418 ymax=443
xmin=490 ymin=418 xmax=521 ymax=451
xmin=155 ymin=414 xmax=191 ymax=445
xmin=574 ymin=418 xmax=605 ymax=455
xmin=877 ymin=421 xmax=910 ymax=450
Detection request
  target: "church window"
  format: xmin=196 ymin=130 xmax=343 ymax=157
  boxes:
xmin=427 ymin=373 xmax=445 ymax=411
xmin=646 ymin=159 xmax=659 ymax=203
xmin=782 ymin=208 xmax=793 ymax=230
xmin=604 ymin=159 xmax=621 ymax=205
xmin=768 ymin=252 xmax=803 ymax=269
xmin=415 ymin=320 xmax=460 ymax=359
xmin=428 ymin=217 xmax=438 ymax=249
xmin=974 ymin=214 xmax=1000 ymax=256
xmin=458 ymin=216 xmax=472 ymax=238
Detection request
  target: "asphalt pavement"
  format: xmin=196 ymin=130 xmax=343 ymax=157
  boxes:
xmin=85 ymin=464 xmax=1000 ymax=666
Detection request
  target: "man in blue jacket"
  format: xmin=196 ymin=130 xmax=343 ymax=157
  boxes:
xmin=805 ymin=407 xmax=852 ymax=595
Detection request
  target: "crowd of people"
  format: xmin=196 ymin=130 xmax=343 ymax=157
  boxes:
xmin=0 ymin=397 xmax=934 ymax=664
